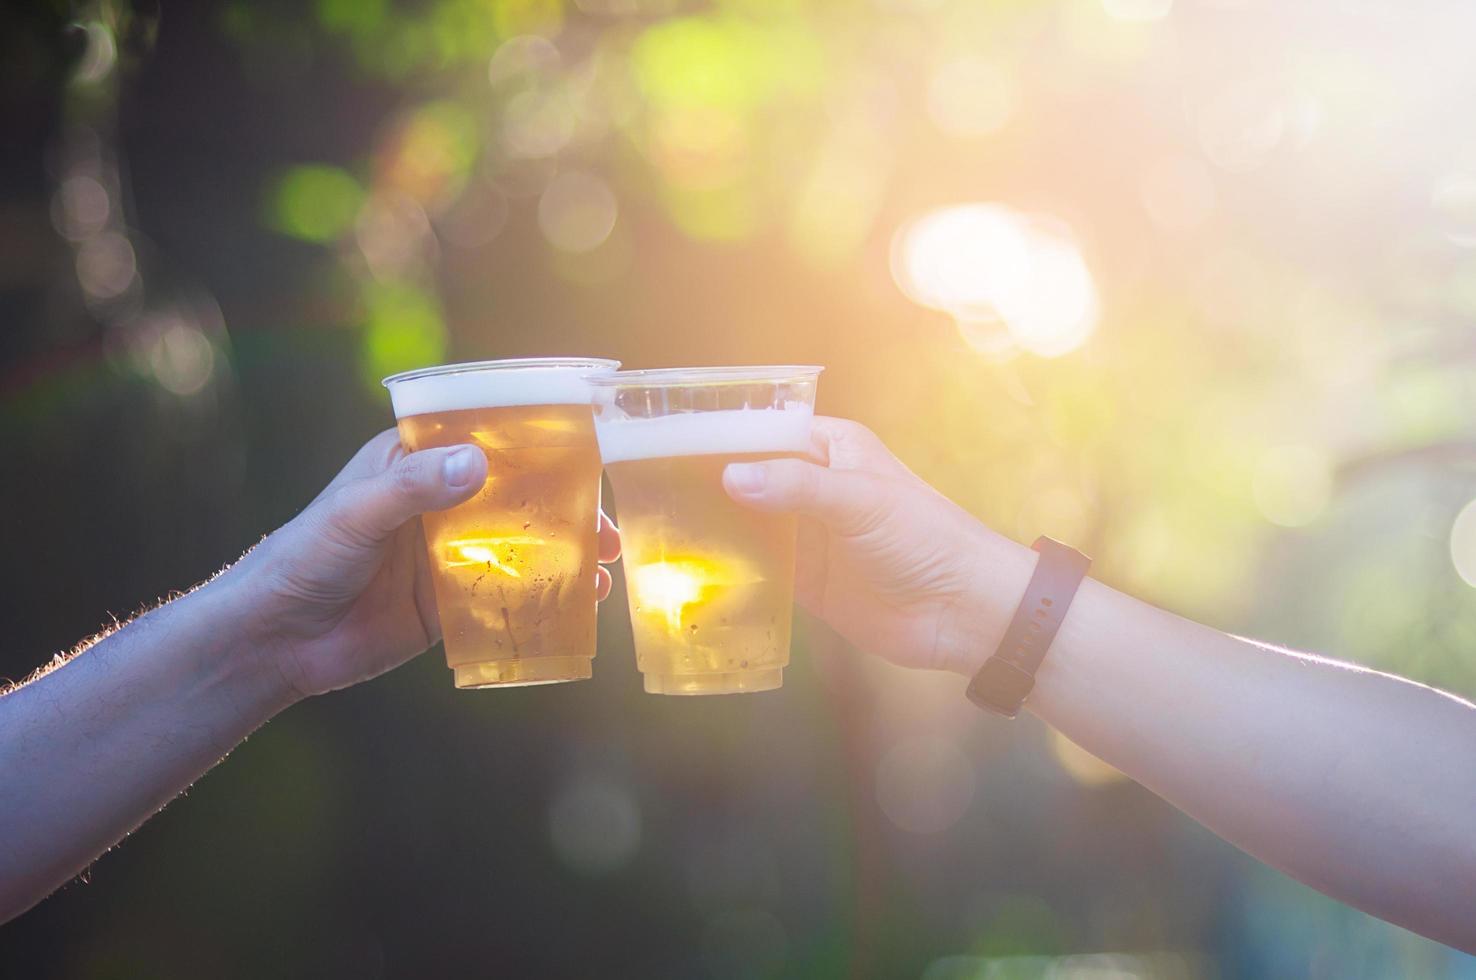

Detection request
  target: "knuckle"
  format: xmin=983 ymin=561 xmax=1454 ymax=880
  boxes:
xmin=390 ymin=454 xmax=429 ymax=499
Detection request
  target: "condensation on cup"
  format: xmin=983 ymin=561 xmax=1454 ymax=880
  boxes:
xmin=590 ymin=366 xmax=823 ymax=695
xmin=383 ymin=357 xmax=618 ymax=689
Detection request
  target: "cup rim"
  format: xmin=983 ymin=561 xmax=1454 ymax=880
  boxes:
xmin=382 ymin=357 xmax=621 ymax=388
xmin=584 ymin=365 xmax=824 ymax=387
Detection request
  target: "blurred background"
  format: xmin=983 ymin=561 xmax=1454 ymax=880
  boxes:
xmin=4 ymin=0 xmax=1476 ymax=976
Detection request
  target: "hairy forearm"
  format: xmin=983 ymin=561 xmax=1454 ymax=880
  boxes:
xmin=1019 ymin=577 xmax=1476 ymax=952
xmin=0 ymin=571 xmax=294 ymax=923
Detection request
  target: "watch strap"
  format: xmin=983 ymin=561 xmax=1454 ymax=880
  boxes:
xmin=966 ymin=536 xmax=1091 ymax=718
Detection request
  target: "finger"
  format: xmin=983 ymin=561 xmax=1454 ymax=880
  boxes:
xmin=411 ymin=521 xmax=443 ymax=644
xmin=595 ymin=565 xmax=613 ymax=601
xmin=723 ymin=457 xmax=891 ymax=535
xmin=810 ymin=416 xmax=914 ymax=479
xmin=597 ymin=510 xmax=621 ymax=563
xmin=310 ymin=429 xmax=406 ymax=508
xmin=328 ymin=444 xmax=487 ymax=544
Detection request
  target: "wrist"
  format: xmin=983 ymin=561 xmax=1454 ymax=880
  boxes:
xmin=189 ymin=563 xmax=305 ymax=712
xmin=936 ymin=532 xmax=1039 ymax=677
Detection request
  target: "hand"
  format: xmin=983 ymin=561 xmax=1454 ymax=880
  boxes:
xmin=230 ymin=430 xmax=622 ymax=699
xmin=722 ymin=418 xmax=1031 ymax=675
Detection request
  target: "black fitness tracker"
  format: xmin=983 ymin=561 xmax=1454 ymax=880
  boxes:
xmin=966 ymin=536 xmax=1092 ymax=718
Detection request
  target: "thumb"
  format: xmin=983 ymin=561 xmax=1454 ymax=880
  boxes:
xmin=329 ymin=445 xmax=487 ymax=542
xmin=723 ymin=458 xmax=890 ymax=535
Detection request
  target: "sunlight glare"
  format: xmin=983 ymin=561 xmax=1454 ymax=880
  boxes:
xmin=443 ymin=535 xmax=552 ymax=579
xmin=629 ymin=556 xmax=760 ymax=632
xmin=892 ymin=204 xmax=1098 ymax=357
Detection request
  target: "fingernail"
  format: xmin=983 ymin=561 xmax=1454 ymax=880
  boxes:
xmin=726 ymin=462 xmax=766 ymax=495
xmin=443 ymin=448 xmax=481 ymax=488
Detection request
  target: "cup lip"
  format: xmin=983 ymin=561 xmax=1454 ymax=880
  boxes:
xmin=585 ymin=365 xmax=824 ymax=387
xmin=382 ymin=357 xmax=621 ymax=388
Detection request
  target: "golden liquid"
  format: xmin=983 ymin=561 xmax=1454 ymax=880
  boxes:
xmin=605 ymin=452 xmax=800 ymax=695
xmin=397 ymin=403 xmax=602 ymax=688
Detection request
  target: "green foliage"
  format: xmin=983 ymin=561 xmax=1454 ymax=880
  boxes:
xmin=316 ymin=0 xmax=387 ymax=37
xmin=361 ymin=282 xmax=448 ymax=387
xmin=266 ymin=164 xmax=364 ymax=243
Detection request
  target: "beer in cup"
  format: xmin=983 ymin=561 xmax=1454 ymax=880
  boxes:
xmin=590 ymin=366 xmax=823 ymax=695
xmin=384 ymin=358 xmax=618 ymax=688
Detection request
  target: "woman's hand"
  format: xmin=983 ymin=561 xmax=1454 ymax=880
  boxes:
xmin=722 ymin=417 xmax=1031 ymax=675
xmin=229 ymin=429 xmax=621 ymax=699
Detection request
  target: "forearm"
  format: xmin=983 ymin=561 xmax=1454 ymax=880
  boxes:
xmin=966 ymin=561 xmax=1476 ymax=951
xmin=0 ymin=571 xmax=295 ymax=922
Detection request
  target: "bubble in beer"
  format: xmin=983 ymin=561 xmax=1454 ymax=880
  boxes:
xmin=875 ymin=735 xmax=976 ymax=834
xmin=549 ymin=774 xmax=641 ymax=875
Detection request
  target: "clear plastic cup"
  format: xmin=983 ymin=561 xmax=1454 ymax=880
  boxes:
xmin=384 ymin=357 xmax=619 ymax=688
xmin=590 ymin=366 xmax=823 ymax=694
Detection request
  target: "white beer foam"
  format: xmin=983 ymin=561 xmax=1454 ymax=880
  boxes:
xmin=389 ymin=368 xmax=600 ymax=418
xmin=596 ymin=408 xmax=813 ymax=463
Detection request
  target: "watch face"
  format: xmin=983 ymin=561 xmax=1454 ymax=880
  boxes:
xmin=966 ymin=656 xmax=1035 ymax=718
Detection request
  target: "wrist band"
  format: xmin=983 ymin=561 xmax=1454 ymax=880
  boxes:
xmin=966 ymin=536 xmax=1091 ymax=718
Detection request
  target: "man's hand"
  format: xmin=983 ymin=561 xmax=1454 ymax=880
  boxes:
xmin=231 ymin=429 xmax=621 ymax=699
xmin=722 ymin=417 xmax=1031 ymax=675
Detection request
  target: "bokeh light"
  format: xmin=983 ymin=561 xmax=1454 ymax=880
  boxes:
xmin=1101 ymin=0 xmax=1174 ymax=23
xmin=1194 ymin=77 xmax=1299 ymax=173
xmin=1431 ymin=171 xmax=1476 ymax=248
xmin=699 ymin=908 xmax=787 ymax=980
xmin=75 ymin=231 xmax=136 ymax=301
xmin=74 ymin=21 xmax=118 ymax=84
xmin=1139 ymin=154 xmax=1217 ymax=234
xmin=892 ymin=204 xmax=1099 ymax=358
xmin=360 ymin=282 xmax=448 ymax=387
xmin=926 ymin=57 xmax=1016 ymax=139
xmin=144 ymin=316 xmax=216 ymax=397
xmin=548 ymin=773 xmax=642 ymax=875
xmin=537 ymin=171 xmax=618 ymax=253
xmin=355 ymin=190 xmax=436 ymax=280
xmin=1251 ymin=445 xmax=1332 ymax=528
xmin=437 ymin=183 xmax=510 ymax=248
xmin=268 ymin=165 xmax=365 ymax=243
xmin=1448 ymin=499 xmax=1476 ymax=587
xmin=501 ymin=88 xmax=577 ymax=159
xmin=874 ymin=734 xmax=977 ymax=835
xmin=52 ymin=174 xmax=111 ymax=241
xmin=12 ymin=0 xmax=1476 ymax=973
